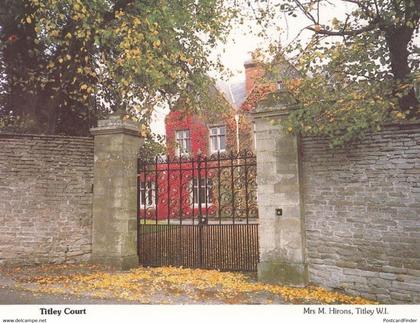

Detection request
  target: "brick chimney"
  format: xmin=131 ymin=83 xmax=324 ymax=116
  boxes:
xmin=244 ymin=59 xmax=264 ymax=95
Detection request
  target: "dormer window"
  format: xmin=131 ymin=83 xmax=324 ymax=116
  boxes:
xmin=209 ymin=125 xmax=226 ymax=153
xmin=175 ymin=129 xmax=191 ymax=156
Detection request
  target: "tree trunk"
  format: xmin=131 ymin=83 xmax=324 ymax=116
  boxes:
xmin=385 ymin=26 xmax=419 ymax=118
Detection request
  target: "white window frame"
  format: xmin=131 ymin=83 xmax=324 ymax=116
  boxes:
xmin=139 ymin=181 xmax=156 ymax=208
xmin=209 ymin=125 xmax=226 ymax=154
xmin=175 ymin=129 xmax=191 ymax=156
xmin=191 ymin=178 xmax=213 ymax=207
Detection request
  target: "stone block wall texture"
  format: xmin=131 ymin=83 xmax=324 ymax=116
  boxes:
xmin=301 ymin=123 xmax=420 ymax=303
xmin=0 ymin=133 xmax=94 ymax=265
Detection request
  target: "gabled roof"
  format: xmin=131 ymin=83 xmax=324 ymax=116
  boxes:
xmin=215 ymin=80 xmax=247 ymax=109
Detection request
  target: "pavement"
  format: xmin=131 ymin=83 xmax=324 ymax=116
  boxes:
xmin=0 ymin=265 xmax=281 ymax=305
xmin=0 ymin=264 xmax=374 ymax=305
xmin=0 ymin=270 xmax=136 ymax=304
xmin=0 ymin=287 xmax=135 ymax=304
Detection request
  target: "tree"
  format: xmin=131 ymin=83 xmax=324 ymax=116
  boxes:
xmin=138 ymin=131 xmax=166 ymax=161
xmin=0 ymin=0 xmax=233 ymax=135
xmin=253 ymin=0 xmax=420 ymax=146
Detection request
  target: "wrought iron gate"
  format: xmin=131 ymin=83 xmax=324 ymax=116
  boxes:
xmin=137 ymin=151 xmax=259 ymax=271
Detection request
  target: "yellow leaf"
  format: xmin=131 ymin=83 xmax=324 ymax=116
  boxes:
xmin=396 ymin=112 xmax=405 ymax=119
xmin=80 ymin=84 xmax=88 ymax=90
xmin=26 ymin=17 xmax=32 ymax=24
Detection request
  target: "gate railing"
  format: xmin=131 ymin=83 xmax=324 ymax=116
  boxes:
xmin=137 ymin=150 xmax=259 ymax=271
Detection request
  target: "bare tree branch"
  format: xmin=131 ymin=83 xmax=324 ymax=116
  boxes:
xmin=307 ymin=22 xmax=377 ymax=36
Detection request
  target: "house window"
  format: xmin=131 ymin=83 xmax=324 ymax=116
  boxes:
xmin=175 ymin=130 xmax=191 ymax=156
xmin=209 ymin=126 xmax=226 ymax=153
xmin=139 ymin=181 xmax=156 ymax=207
xmin=192 ymin=178 xmax=212 ymax=206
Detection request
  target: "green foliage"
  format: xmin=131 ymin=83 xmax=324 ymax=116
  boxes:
xmin=281 ymin=32 xmax=402 ymax=147
xmin=255 ymin=0 xmax=420 ymax=146
xmin=138 ymin=132 xmax=166 ymax=161
xmin=0 ymin=0 xmax=233 ymax=135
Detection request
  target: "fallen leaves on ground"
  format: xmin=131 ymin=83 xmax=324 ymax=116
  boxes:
xmin=0 ymin=264 xmax=376 ymax=304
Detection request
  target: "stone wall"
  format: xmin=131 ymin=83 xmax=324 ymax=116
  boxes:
xmin=301 ymin=123 xmax=420 ymax=303
xmin=0 ymin=133 xmax=94 ymax=264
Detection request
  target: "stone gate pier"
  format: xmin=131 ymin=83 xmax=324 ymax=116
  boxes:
xmin=90 ymin=113 xmax=143 ymax=270
xmin=252 ymin=101 xmax=307 ymax=286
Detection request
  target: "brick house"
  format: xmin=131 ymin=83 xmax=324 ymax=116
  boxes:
xmin=138 ymin=57 xmax=297 ymax=220
xmin=163 ymin=56 xmax=297 ymax=156
xmin=138 ymin=87 xmax=248 ymax=221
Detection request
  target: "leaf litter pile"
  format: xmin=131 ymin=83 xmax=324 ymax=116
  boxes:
xmin=0 ymin=264 xmax=376 ymax=304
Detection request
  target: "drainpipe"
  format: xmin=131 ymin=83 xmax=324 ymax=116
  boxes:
xmin=234 ymin=113 xmax=240 ymax=154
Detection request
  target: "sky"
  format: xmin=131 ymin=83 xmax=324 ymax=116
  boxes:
xmin=149 ymin=1 xmax=355 ymax=135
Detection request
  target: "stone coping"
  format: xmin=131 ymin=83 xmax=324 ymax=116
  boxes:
xmin=90 ymin=117 xmax=141 ymax=137
xmin=0 ymin=132 xmax=93 ymax=140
